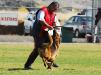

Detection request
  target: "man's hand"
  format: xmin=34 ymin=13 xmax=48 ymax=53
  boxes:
xmin=47 ymin=26 xmax=53 ymax=30
xmin=39 ymin=20 xmax=53 ymax=30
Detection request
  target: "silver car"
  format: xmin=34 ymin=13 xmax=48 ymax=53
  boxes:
xmin=24 ymin=12 xmax=35 ymax=35
xmin=63 ymin=15 xmax=93 ymax=38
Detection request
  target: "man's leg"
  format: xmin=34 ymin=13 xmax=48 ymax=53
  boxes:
xmin=24 ymin=48 xmax=39 ymax=69
xmin=24 ymin=34 xmax=43 ymax=69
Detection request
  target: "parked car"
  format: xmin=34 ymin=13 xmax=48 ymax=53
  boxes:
xmin=78 ymin=9 xmax=92 ymax=17
xmin=24 ymin=11 xmax=35 ymax=35
xmin=63 ymin=15 xmax=93 ymax=38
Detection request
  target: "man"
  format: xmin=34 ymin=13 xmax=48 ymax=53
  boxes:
xmin=94 ymin=7 xmax=101 ymax=43
xmin=24 ymin=1 xmax=60 ymax=70
xmin=95 ymin=8 xmax=101 ymax=26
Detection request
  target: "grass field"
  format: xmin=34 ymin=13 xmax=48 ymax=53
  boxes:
xmin=0 ymin=43 xmax=101 ymax=75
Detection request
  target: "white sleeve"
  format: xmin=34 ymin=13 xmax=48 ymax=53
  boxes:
xmin=54 ymin=16 xmax=60 ymax=26
xmin=54 ymin=16 xmax=61 ymax=36
xmin=37 ymin=10 xmax=45 ymax=21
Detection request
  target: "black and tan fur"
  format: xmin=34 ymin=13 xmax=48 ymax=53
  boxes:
xmin=39 ymin=30 xmax=60 ymax=69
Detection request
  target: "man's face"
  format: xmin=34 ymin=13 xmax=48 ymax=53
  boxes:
xmin=50 ymin=4 xmax=59 ymax=12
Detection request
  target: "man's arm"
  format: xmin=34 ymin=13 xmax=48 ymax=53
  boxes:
xmin=54 ymin=16 xmax=61 ymax=35
xmin=39 ymin=20 xmax=53 ymax=30
xmin=37 ymin=10 xmax=53 ymax=30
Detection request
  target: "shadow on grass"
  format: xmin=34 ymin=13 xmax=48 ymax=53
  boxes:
xmin=0 ymin=68 xmax=4 ymax=70
xmin=63 ymin=68 xmax=76 ymax=71
xmin=8 ymin=68 xmax=40 ymax=71
xmin=0 ymin=73 xmax=3 ymax=75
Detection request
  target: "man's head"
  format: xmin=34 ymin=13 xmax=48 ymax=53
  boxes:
xmin=48 ymin=1 xmax=59 ymax=12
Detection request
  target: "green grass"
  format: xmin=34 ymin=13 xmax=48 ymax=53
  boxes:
xmin=0 ymin=43 xmax=101 ymax=75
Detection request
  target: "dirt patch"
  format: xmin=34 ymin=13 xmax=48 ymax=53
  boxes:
xmin=0 ymin=35 xmax=33 ymax=42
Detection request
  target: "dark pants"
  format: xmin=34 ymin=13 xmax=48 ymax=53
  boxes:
xmin=24 ymin=48 xmax=39 ymax=68
xmin=24 ymin=31 xmax=50 ymax=67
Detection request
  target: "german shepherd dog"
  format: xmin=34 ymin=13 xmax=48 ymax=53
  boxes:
xmin=38 ymin=29 xmax=61 ymax=69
